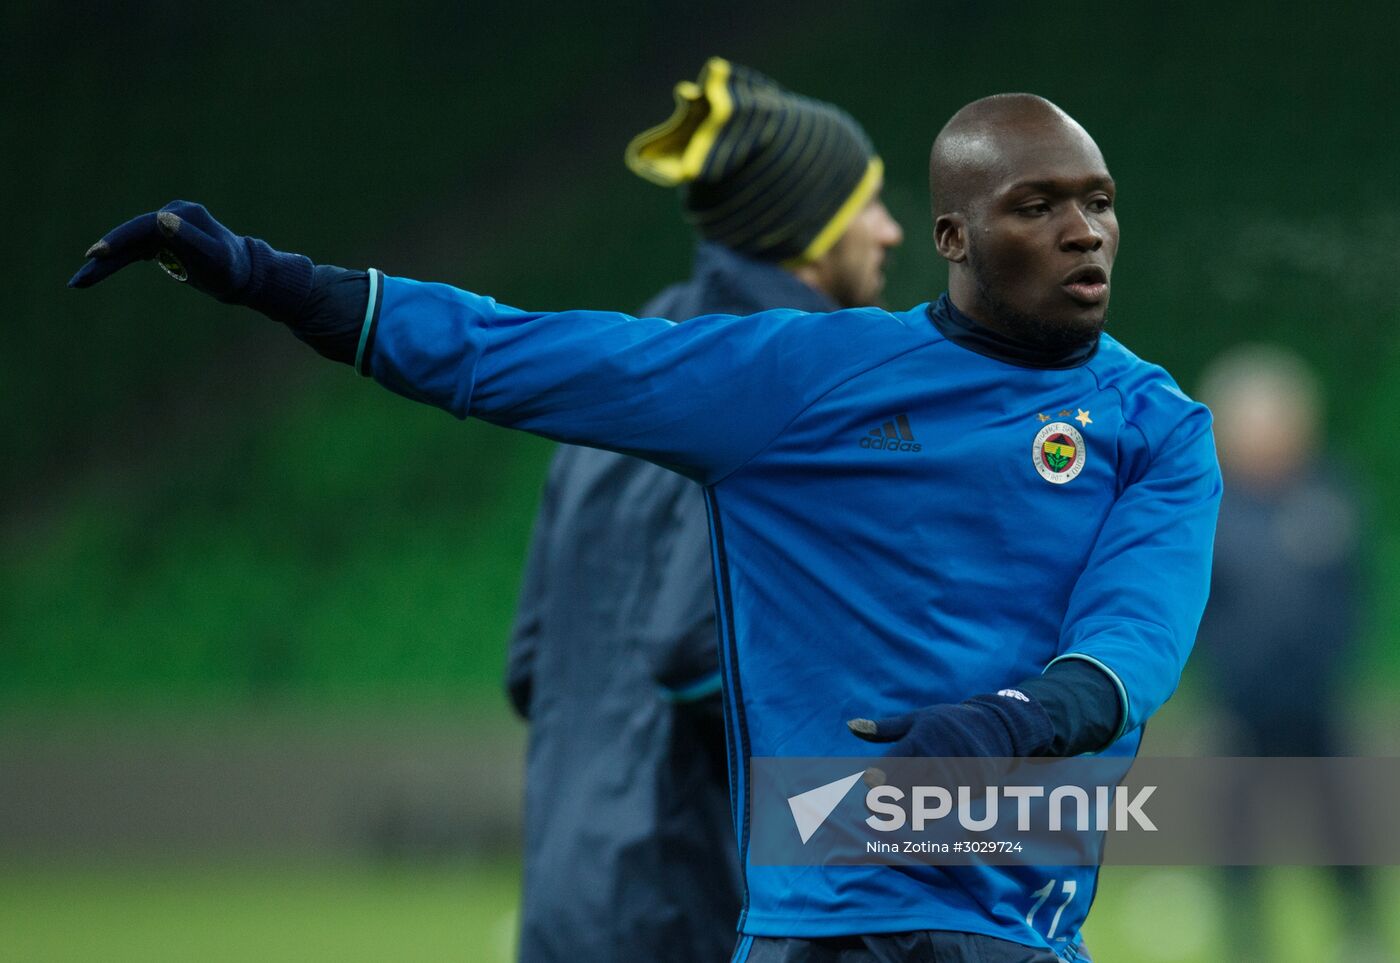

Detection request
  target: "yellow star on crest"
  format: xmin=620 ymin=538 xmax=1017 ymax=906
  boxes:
xmin=1037 ymin=412 xmax=1050 ymax=423
xmin=1075 ymin=408 xmax=1093 ymax=427
xmin=1058 ymin=409 xmax=1071 ymax=417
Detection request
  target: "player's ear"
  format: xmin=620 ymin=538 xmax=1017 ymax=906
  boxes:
xmin=933 ymin=213 xmax=967 ymax=263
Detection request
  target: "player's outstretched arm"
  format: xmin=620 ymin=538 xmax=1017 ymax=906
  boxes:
xmin=69 ymin=202 xmax=899 ymax=485
xmin=68 ymin=201 xmax=315 ymax=322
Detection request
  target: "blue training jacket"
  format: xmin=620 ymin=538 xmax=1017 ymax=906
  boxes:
xmin=356 ymin=273 xmax=1221 ymax=955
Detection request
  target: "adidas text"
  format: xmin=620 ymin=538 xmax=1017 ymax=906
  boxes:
xmin=859 ymin=436 xmax=922 ymax=452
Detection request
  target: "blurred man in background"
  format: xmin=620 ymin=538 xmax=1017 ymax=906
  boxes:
xmin=1196 ymin=344 xmax=1379 ymax=958
xmin=504 ymin=58 xmax=902 ymax=962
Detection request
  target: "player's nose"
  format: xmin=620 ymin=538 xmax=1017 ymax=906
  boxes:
xmin=1059 ymin=206 xmax=1103 ymax=252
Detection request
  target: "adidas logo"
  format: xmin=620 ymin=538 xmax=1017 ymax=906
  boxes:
xmin=858 ymin=413 xmax=922 ymax=452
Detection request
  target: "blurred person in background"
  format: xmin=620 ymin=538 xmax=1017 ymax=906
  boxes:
xmin=1196 ymin=344 xmax=1379 ymax=958
xmin=504 ymin=57 xmax=902 ymax=962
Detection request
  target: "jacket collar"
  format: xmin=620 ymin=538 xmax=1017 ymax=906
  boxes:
xmin=928 ymin=293 xmax=1100 ymax=370
xmin=692 ymin=242 xmax=839 ymax=315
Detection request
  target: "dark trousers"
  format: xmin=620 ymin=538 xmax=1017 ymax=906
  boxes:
xmin=733 ymin=931 xmax=1076 ymax=963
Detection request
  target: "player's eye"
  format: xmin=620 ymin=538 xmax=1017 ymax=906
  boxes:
xmin=1017 ymin=202 xmax=1051 ymax=217
xmin=1087 ymin=196 xmax=1113 ymax=213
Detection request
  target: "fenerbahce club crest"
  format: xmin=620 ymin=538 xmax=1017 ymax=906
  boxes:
xmin=1032 ymin=423 xmax=1086 ymax=485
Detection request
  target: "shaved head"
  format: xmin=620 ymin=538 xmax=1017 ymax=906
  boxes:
xmin=928 ymin=94 xmax=1118 ymax=351
xmin=930 ymin=94 xmax=1100 ymax=217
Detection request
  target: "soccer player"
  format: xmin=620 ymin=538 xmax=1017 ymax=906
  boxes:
xmin=69 ymin=92 xmax=1221 ymax=962
xmin=505 ymin=59 xmax=901 ymax=962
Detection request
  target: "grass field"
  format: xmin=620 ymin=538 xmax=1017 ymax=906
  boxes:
xmin=0 ymin=860 xmax=522 ymax=963
xmin=1086 ymin=867 xmax=1398 ymax=961
xmin=2 ymin=862 xmax=1396 ymax=962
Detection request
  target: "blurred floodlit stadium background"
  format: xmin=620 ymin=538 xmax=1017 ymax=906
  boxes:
xmin=5 ymin=1 xmax=1400 ymax=959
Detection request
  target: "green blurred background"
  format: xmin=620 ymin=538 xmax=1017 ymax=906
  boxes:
xmin=4 ymin=1 xmax=1399 ymax=959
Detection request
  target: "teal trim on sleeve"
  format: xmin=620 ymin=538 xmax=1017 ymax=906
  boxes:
xmin=354 ymin=268 xmax=380 ymax=375
xmin=659 ymin=670 xmax=724 ymax=703
xmin=1046 ymin=653 xmax=1130 ymax=749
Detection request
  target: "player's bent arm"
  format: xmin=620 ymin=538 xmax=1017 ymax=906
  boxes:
xmin=846 ymin=659 xmax=1122 ymax=759
xmin=1054 ymin=403 xmax=1223 ymax=740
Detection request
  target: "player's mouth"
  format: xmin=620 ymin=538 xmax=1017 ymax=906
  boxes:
xmin=1060 ymin=265 xmax=1109 ymax=305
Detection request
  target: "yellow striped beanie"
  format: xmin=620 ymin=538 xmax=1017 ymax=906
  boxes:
xmin=625 ymin=57 xmax=883 ymax=266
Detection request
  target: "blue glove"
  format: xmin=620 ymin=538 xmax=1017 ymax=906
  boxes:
xmin=67 ymin=200 xmax=313 ymax=323
xmin=847 ymin=690 xmax=1054 ymax=758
